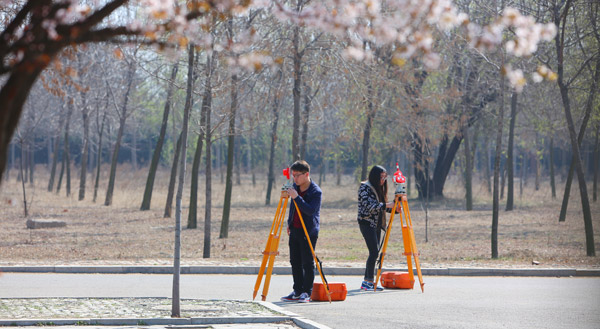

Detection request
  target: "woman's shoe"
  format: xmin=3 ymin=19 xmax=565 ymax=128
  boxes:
xmin=361 ymin=280 xmax=384 ymax=291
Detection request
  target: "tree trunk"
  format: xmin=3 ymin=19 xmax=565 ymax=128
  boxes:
xmin=491 ymin=54 xmax=505 ymax=259
xmin=217 ymin=140 xmax=223 ymax=184
xmin=7 ymin=143 xmax=15 ymax=181
xmin=28 ymin=143 xmax=34 ymax=185
xmin=300 ymin=81 xmax=311 ymax=160
xmin=554 ymin=0 xmax=595 ymax=256
xmin=131 ymin=122 xmax=137 ymax=171
xmin=535 ymin=138 xmax=541 ymax=191
xmin=463 ymin=125 xmax=473 ymax=211
xmin=335 ymin=155 xmax=341 ymax=186
xmin=104 ymin=61 xmax=135 ymax=206
xmin=235 ymin=137 xmax=241 ymax=185
xmin=188 ymin=68 xmax=210 ymax=229
xmin=78 ymin=104 xmax=90 ymax=201
xmin=550 ymin=137 xmax=556 ymax=199
xmin=141 ymin=63 xmax=178 ymax=210
xmin=0 ymin=62 xmax=46 ymax=183
xmin=558 ymin=77 xmax=595 ymax=255
xmin=65 ymin=101 xmax=74 ymax=196
xmin=204 ymin=81 xmax=213 ymax=259
xmin=56 ymin=144 xmax=65 ymax=193
xmin=104 ymin=113 xmax=126 ymax=206
xmin=171 ymin=44 xmax=194 ymax=319
xmin=47 ymin=136 xmax=52 ymax=170
xmin=164 ymin=132 xmax=182 ymax=217
xmin=249 ymin=131 xmax=256 ymax=187
xmin=401 ymin=151 xmax=408 ymax=196
xmin=500 ymin=158 xmax=506 ymax=200
xmin=265 ymin=71 xmax=283 ymax=206
xmin=557 ymin=56 xmax=599 ymax=221
xmin=520 ymin=151 xmax=525 ymax=197
xmin=93 ymin=111 xmax=107 ymax=203
xmin=484 ymin=132 xmax=492 ymax=194
xmin=593 ymin=124 xmax=599 ymax=202
xmin=187 ymin=123 xmax=205 ymax=229
xmin=360 ymin=80 xmax=375 ymax=181
xmin=19 ymin=140 xmax=28 ymax=217
xmin=506 ymin=92 xmax=517 ymax=210
xmin=57 ymin=104 xmax=74 ymax=195
xmin=220 ymin=66 xmax=238 ymax=239
xmin=48 ymin=112 xmax=64 ymax=192
xmin=291 ymin=25 xmax=302 ymax=161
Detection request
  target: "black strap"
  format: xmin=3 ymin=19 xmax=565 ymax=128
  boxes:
xmin=316 ymin=256 xmax=329 ymax=289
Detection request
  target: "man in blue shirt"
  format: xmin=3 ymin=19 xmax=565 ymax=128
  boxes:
xmin=280 ymin=160 xmax=322 ymax=303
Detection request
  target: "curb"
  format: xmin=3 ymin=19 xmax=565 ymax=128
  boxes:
xmin=0 ymin=316 xmax=292 ymax=327
xmin=0 ymin=300 xmax=329 ymax=329
xmin=1 ymin=266 xmax=598 ymax=277
xmin=258 ymin=301 xmax=332 ymax=329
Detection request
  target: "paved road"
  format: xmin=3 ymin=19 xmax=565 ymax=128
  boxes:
xmin=1 ymin=273 xmax=599 ymax=329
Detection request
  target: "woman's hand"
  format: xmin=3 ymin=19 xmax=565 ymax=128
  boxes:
xmin=386 ymin=201 xmax=394 ymax=209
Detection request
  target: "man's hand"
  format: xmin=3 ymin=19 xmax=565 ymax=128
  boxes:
xmin=287 ymin=188 xmax=298 ymax=199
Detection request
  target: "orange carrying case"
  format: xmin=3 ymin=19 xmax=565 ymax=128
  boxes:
xmin=311 ymin=282 xmax=347 ymax=301
xmin=380 ymin=271 xmax=414 ymax=289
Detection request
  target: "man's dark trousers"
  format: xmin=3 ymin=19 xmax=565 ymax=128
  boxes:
xmin=289 ymin=227 xmax=318 ymax=295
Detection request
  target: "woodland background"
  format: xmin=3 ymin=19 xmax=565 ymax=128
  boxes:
xmin=1 ymin=0 xmax=599 ymax=265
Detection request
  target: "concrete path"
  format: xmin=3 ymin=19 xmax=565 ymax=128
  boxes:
xmin=2 ymin=273 xmax=599 ymax=329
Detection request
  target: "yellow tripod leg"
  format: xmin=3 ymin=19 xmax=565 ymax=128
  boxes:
xmin=399 ymin=200 xmax=415 ymax=286
xmin=292 ymin=199 xmax=332 ymax=303
xmin=253 ymin=193 xmax=286 ymax=300
xmin=261 ymin=194 xmax=289 ymax=300
xmin=402 ymin=199 xmax=424 ymax=292
xmin=374 ymin=195 xmax=399 ymax=292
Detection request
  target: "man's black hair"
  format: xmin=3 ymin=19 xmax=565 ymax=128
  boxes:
xmin=290 ymin=160 xmax=310 ymax=173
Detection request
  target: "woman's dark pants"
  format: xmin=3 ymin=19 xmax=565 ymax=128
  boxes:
xmin=360 ymin=224 xmax=381 ymax=281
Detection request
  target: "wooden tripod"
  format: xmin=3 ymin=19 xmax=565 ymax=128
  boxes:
xmin=253 ymin=188 xmax=290 ymax=301
xmin=374 ymin=190 xmax=425 ymax=293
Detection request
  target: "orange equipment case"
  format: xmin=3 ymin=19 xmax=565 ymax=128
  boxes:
xmin=380 ymin=271 xmax=414 ymax=289
xmin=311 ymin=282 xmax=347 ymax=301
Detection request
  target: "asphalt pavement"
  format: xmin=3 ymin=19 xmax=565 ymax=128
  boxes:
xmin=1 ymin=272 xmax=599 ymax=329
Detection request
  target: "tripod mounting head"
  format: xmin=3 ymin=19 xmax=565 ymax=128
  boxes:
xmin=393 ymin=162 xmax=407 ymax=195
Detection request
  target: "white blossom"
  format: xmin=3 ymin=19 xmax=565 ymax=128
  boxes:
xmin=505 ymin=66 xmax=526 ymax=92
xmin=342 ymin=46 xmax=368 ymax=61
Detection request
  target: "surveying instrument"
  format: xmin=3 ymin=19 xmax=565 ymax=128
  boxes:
xmin=374 ymin=163 xmax=425 ymax=292
xmin=253 ymin=168 xmax=332 ymax=302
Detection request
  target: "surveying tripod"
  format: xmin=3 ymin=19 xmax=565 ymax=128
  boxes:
xmin=374 ymin=164 xmax=425 ymax=293
xmin=253 ymin=168 xmax=332 ymax=302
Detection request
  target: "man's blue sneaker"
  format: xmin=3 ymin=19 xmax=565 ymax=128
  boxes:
xmin=360 ymin=280 xmax=370 ymax=290
xmin=361 ymin=280 xmax=384 ymax=291
xmin=281 ymin=291 xmax=300 ymax=302
xmin=297 ymin=292 xmax=311 ymax=303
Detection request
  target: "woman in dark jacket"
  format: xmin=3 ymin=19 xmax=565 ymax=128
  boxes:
xmin=357 ymin=165 xmax=393 ymax=290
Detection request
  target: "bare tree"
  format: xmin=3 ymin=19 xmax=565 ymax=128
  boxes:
xmin=172 ymin=44 xmax=195 ymax=319
xmin=552 ymin=0 xmax=595 ymax=255
xmin=141 ymin=63 xmax=179 ymax=211
xmin=506 ymin=92 xmax=518 ymax=211
xmin=220 ymin=18 xmax=239 ymax=239
xmin=165 ymin=132 xmax=182 ymax=217
xmin=265 ymin=68 xmax=284 ymax=206
xmin=47 ymin=107 xmax=65 ymax=192
xmin=105 ymin=48 xmax=138 ymax=206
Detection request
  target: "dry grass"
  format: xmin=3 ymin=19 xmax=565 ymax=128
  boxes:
xmin=1 ymin=166 xmax=599 ymax=269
